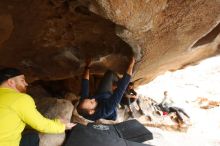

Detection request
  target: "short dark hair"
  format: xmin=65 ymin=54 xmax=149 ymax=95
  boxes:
xmin=0 ymin=68 xmax=22 ymax=84
xmin=128 ymin=82 xmax=134 ymax=86
xmin=76 ymin=99 xmax=90 ymax=117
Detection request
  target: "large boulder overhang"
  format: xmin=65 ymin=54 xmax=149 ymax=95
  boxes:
xmin=0 ymin=0 xmax=219 ymax=86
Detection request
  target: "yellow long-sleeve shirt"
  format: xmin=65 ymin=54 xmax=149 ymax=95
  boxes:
xmin=0 ymin=88 xmax=65 ymax=146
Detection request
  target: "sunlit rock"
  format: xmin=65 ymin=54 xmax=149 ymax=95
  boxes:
xmin=89 ymin=0 xmax=220 ymax=85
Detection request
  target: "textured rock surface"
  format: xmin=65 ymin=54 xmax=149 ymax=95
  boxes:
xmin=36 ymin=97 xmax=73 ymax=146
xmin=89 ymin=0 xmax=220 ymax=84
xmin=0 ymin=0 xmax=132 ymax=82
xmin=0 ymin=0 xmax=220 ymax=86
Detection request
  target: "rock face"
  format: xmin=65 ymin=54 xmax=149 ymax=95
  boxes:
xmin=0 ymin=0 xmax=220 ymax=86
xmin=89 ymin=0 xmax=220 ymax=84
xmin=36 ymin=97 xmax=73 ymax=146
xmin=0 ymin=0 xmax=132 ymax=81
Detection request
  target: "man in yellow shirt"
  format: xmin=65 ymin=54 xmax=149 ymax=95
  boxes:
xmin=0 ymin=68 xmax=76 ymax=146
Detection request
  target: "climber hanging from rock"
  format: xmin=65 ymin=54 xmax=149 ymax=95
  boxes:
xmin=76 ymin=56 xmax=135 ymax=121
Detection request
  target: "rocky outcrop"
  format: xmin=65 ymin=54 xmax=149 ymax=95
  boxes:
xmin=89 ymin=0 xmax=220 ymax=84
xmin=0 ymin=0 xmax=132 ymax=82
xmin=194 ymin=97 xmax=220 ymax=109
xmin=0 ymin=0 xmax=220 ymax=86
xmin=35 ymin=97 xmax=73 ymax=146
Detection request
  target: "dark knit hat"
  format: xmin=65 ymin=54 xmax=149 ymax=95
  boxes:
xmin=0 ymin=68 xmax=22 ymax=84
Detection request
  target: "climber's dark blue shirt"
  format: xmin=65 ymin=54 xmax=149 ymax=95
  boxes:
xmin=80 ymin=73 xmax=131 ymax=121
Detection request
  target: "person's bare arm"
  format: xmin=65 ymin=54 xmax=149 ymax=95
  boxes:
xmin=102 ymin=57 xmax=135 ymax=116
xmin=81 ymin=58 xmax=92 ymax=98
xmin=126 ymin=57 xmax=135 ymax=76
xmin=126 ymin=94 xmax=138 ymax=99
xmin=83 ymin=58 xmax=91 ymax=80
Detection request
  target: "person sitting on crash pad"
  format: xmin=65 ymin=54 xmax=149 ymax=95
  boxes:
xmin=77 ymin=57 xmax=135 ymax=121
xmin=158 ymin=91 xmax=190 ymax=123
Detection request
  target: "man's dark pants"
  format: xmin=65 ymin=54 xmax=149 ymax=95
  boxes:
xmin=20 ymin=131 xmax=39 ymax=146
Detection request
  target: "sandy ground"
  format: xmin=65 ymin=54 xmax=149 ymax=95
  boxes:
xmin=136 ymin=55 xmax=220 ymax=146
xmin=144 ymin=105 xmax=220 ymax=146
